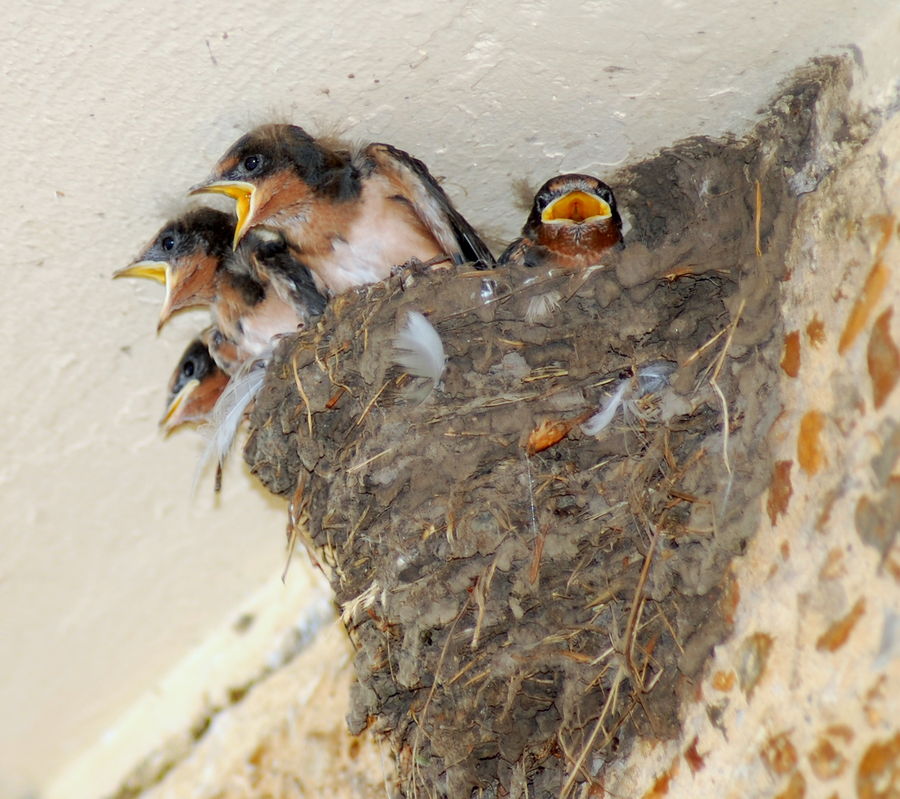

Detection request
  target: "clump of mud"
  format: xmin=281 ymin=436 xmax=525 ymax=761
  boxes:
xmin=244 ymin=59 xmax=856 ymax=798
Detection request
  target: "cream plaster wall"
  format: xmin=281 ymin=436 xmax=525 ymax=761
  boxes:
xmin=1 ymin=1 xmax=897 ymax=797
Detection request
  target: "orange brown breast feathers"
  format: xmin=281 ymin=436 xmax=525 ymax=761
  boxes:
xmin=499 ymin=174 xmax=623 ymax=270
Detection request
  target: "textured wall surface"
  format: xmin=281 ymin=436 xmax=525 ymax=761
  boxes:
xmin=601 ymin=77 xmax=900 ymax=799
xmin=1 ymin=2 xmax=897 ymax=797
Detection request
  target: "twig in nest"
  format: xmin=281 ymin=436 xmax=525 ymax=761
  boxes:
xmin=559 ymin=666 xmax=627 ymax=799
xmin=283 ymin=473 xmax=309 ymax=581
xmin=681 ymin=325 xmax=729 ymax=367
xmin=520 ymin=450 xmax=543 ymax=583
xmin=315 ymin=339 xmax=352 ymax=397
xmin=471 ymin=556 xmax=500 ymax=650
xmin=291 ymin=354 xmax=313 ymax=437
xmin=461 ymin=668 xmax=490 ymax=688
xmin=662 ymin=264 xmax=700 ymax=280
xmin=755 ymin=179 xmax=763 ymax=257
xmin=413 ymin=594 xmax=472 ymax=742
xmin=347 ymin=447 xmax=395 ymax=474
xmin=355 ymin=379 xmax=390 ymax=426
xmin=623 ymin=518 xmax=662 ymax=690
xmin=325 ymin=386 xmax=345 ymax=409
xmin=529 ymin=525 xmax=547 ymax=585
xmin=656 ymin=604 xmax=685 ymax=656
xmin=709 ymin=298 xmax=746 ymax=514
xmin=521 ymin=365 xmax=569 ymax=383
xmin=284 ymin=478 xmax=302 ymax=571
xmin=447 ymin=655 xmax=482 ymax=686
xmin=344 ymin=503 xmax=371 ymax=553
xmin=561 ymin=262 xmax=607 ymax=302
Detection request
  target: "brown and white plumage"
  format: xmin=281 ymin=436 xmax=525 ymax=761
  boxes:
xmin=116 ymin=210 xmax=327 ymax=365
xmin=190 ymin=124 xmax=495 ymax=296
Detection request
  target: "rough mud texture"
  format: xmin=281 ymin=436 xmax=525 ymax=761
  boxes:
xmin=245 ymin=59 xmax=860 ymax=797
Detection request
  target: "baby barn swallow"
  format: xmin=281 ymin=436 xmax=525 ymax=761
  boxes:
xmin=116 ymin=209 xmax=327 ymax=360
xmin=161 ymin=329 xmax=230 ymax=432
xmin=114 ymin=207 xmax=232 ymax=329
xmin=499 ymin=174 xmax=623 ymax=270
xmin=190 ymin=124 xmax=495 ymax=296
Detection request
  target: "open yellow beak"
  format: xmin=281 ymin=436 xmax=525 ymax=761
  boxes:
xmin=541 ymin=191 xmax=611 ymax=224
xmin=157 ymin=286 xmax=175 ymax=333
xmin=113 ymin=260 xmax=168 ymax=284
xmin=189 ymin=180 xmax=255 ymax=248
xmin=160 ymin=378 xmax=200 ymax=431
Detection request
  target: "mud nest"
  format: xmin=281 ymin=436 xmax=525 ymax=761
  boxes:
xmin=244 ymin=59 xmax=852 ymax=798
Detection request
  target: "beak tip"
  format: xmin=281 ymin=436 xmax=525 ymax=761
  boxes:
xmin=159 ymin=415 xmax=180 ymax=435
xmin=111 ymin=266 xmax=133 ymax=281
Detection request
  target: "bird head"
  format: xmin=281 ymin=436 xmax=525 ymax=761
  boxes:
xmin=161 ymin=332 xmax=229 ymax=432
xmin=530 ymin=174 xmax=620 ymax=229
xmin=188 ymin=124 xmax=353 ymax=249
xmin=114 ymin=208 xmax=233 ymax=330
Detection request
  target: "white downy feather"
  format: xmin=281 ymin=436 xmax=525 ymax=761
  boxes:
xmin=581 ymin=380 xmax=629 ymax=436
xmin=636 ymin=360 xmax=676 ymax=396
xmin=581 ymin=360 xmax=677 ymax=437
xmin=393 ymin=310 xmax=446 ymax=393
xmin=525 ymin=290 xmax=562 ymax=324
xmin=194 ymin=357 xmax=269 ymax=491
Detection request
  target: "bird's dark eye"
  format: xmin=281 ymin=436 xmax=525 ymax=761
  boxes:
xmin=182 ymin=359 xmax=195 ymax=378
xmin=161 ymin=235 xmax=176 ymax=251
xmin=243 ymin=154 xmax=261 ymax=172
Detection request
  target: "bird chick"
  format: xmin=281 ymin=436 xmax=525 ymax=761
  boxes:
xmin=160 ymin=329 xmax=230 ymax=432
xmin=115 ymin=207 xmax=232 ymax=329
xmin=116 ymin=209 xmax=327 ymax=361
xmin=499 ymin=174 xmax=623 ymax=270
xmin=190 ymin=123 xmax=495 ymax=295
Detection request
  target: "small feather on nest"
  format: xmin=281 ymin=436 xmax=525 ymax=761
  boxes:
xmin=393 ymin=310 xmax=446 ymax=397
xmin=580 ymin=380 xmax=630 ymax=436
xmin=581 ymin=360 xmax=677 ymax=436
xmin=525 ymin=290 xmax=562 ymax=324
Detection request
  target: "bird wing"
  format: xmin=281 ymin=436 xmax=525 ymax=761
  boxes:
xmin=365 ymin=143 xmax=495 ymax=268
xmin=497 ymin=237 xmax=555 ymax=269
xmin=254 ymin=247 xmax=327 ymax=322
